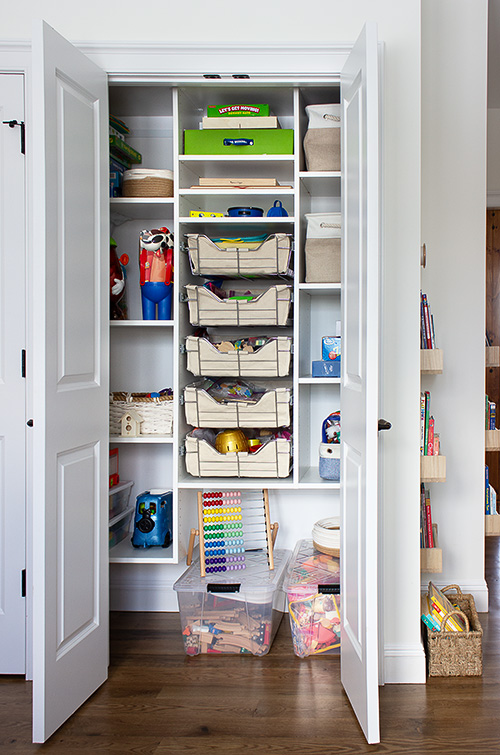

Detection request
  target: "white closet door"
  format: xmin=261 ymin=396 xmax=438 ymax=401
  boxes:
xmin=31 ymin=20 xmax=109 ymax=743
xmin=340 ymin=22 xmax=380 ymax=745
xmin=0 ymin=73 xmax=26 ymax=674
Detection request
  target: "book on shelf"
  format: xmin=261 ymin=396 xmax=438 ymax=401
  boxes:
xmin=420 ymin=483 xmax=435 ymax=548
xmin=109 ymin=134 xmax=142 ymax=165
xmin=420 ymin=391 xmax=439 ymax=455
xmin=427 ymin=582 xmax=467 ymax=632
xmin=420 ymin=291 xmax=436 ymax=349
xmin=486 ymin=394 xmax=497 ymax=430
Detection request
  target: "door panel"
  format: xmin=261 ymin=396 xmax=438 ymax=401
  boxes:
xmin=340 ymin=22 xmax=380 ymax=745
xmin=31 ymin=21 xmax=109 ymax=743
xmin=0 ymin=73 xmax=26 ymax=675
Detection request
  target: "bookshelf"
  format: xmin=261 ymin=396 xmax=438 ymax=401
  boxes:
xmin=420 ymin=524 xmax=441 ymax=572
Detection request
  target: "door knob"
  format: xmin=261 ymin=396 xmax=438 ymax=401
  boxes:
xmin=378 ymin=419 xmax=391 ymax=431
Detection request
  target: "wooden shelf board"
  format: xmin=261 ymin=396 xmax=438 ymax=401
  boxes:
xmin=420 ymin=455 xmax=446 ymax=482
xmin=486 ymin=429 xmax=500 ymax=450
xmin=420 ymin=349 xmax=443 ymax=374
xmin=420 ymin=547 xmax=442 ymax=573
xmin=485 ymin=514 xmax=500 ymax=536
xmin=486 ymin=346 xmax=500 ymax=368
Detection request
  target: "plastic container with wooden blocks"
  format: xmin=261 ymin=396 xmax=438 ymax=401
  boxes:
xmin=173 ymin=549 xmax=290 ymax=655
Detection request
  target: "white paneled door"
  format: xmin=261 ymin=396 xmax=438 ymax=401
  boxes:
xmin=340 ymin=23 xmax=381 ymax=745
xmin=31 ymin=21 xmax=109 ymax=743
xmin=0 ymin=73 xmax=26 ymax=674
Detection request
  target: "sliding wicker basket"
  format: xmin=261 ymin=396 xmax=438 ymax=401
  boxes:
xmin=122 ymin=169 xmax=173 ymax=198
xmin=424 ymin=585 xmax=483 ymax=677
xmin=109 ymin=391 xmax=173 ymax=436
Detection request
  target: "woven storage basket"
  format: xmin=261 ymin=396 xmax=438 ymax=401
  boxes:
xmin=424 ymin=585 xmax=483 ymax=677
xmin=122 ymin=169 xmax=173 ymax=198
xmin=110 ymin=392 xmax=173 ymax=436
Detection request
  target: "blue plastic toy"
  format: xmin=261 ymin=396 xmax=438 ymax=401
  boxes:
xmin=131 ymin=490 xmax=173 ymax=548
xmin=267 ymin=200 xmax=288 ymax=217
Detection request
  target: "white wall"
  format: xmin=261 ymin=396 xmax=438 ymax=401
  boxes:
xmin=488 ymin=109 xmax=500 ymax=205
xmin=1 ymin=0 xmax=424 ymax=682
xmin=421 ymin=1 xmax=488 ymax=605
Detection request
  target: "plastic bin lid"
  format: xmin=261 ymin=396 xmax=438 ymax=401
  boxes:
xmin=174 ymin=548 xmax=291 ymax=603
xmin=283 ymin=539 xmax=340 ymax=592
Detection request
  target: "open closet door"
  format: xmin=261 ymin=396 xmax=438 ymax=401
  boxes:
xmin=31 ymin=21 xmax=109 ymax=743
xmin=340 ymin=22 xmax=380 ymax=745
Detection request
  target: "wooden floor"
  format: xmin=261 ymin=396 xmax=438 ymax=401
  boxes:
xmin=3 ymin=539 xmax=500 ymax=753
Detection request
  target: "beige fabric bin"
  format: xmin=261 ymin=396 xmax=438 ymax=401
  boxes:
xmin=185 ymin=284 xmax=292 ymax=327
xmin=186 ymin=233 xmax=292 ymax=276
xmin=122 ymin=169 xmax=173 ymax=197
xmin=303 ymin=104 xmax=341 ymax=172
xmin=185 ymin=336 xmax=292 ymax=378
xmin=183 ymin=383 xmax=291 ymax=428
xmin=184 ymin=436 xmax=291 ymax=478
xmin=304 ymin=212 xmax=341 ymax=283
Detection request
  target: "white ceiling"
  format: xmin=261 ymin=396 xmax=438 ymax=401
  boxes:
xmin=489 ymin=0 xmax=500 ymax=107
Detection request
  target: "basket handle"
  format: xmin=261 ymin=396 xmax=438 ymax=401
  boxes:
xmin=438 ymin=609 xmax=469 ymax=633
xmin=441 ymin=584 xmax=463 ymax=596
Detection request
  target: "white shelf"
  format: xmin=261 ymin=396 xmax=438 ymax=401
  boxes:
xmin=299 ymin=377 xmax=341 ymax=385
xmin=299 ymin=283 xmax=341 ymax=293
xmin=110 ymin=320 xmax=174 ymax=327
xmin=179 ymin=155 xmax=295 ymax=162
xmin=179 ymin=188 xmax=295 ymax=195
xmin=179 ymin=216 xmax=294 ymax=224
xmin=178 ymin=475 xmax=295 ymax=489
xmin=298 ymin=467 xmax=340 ymax=488
xmin=110 ymin=197 xmax=174 ymax=219
xmin=109 ymin=539 xmax=176 ymax=564
xmin=110 ymin=435 xmax=174 ymax=444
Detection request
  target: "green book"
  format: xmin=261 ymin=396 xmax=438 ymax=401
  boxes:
xmin=109 ymin=134 xmax=142 ymax=164
xmin=207 ymin=104 xmax=270 ymax=118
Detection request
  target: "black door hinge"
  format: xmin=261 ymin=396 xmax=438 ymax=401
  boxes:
xmin=2 ymin=120 xmax=25 ymax=155
xmin=21 ymin=569 xmax=26 ymax=598
xmin=21 ymin=349 xmax=26 ymax=378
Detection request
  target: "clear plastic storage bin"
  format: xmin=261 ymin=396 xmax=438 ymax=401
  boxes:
xmin=109 ymin=480 xmax=134 ymax=519
xmin=283 ymin=539 xmax=341 ymax=657
xmin=174 ymin=549 xmax=290 ymax=655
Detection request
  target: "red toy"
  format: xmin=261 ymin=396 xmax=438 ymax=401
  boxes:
xmin=110 ymin=237 xmax=129 ymax=320
xmin=139 ymin=227 xmax=173 ymax=320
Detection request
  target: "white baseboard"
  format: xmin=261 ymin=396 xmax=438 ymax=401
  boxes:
xmin=110 ymin=575 xmax=179 ymax=611
xmin=383 ymin=643 xmax=427 ymax=683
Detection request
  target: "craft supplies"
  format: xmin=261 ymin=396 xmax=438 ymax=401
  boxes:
xmin=284 ymin=539 xmax=341 ymax=657
xmin=174 ymin=548 xmax=290 ymax=656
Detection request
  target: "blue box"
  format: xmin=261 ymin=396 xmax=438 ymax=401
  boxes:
xmin=312 ymin=359 xmax=341 ymax=378
xmin=322 ymin=336 xmax=341 ymax=361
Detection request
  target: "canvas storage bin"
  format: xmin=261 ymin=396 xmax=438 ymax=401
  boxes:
xmin=184 ymin=435 xmax=291 ymax=478
xmin=185 ymin=336 xmax=292 ymax=378
xmin=186 ymin=233 xmax=292 ymax=276
xmin=183 ymin=382 xmax=291 ymax=428
xmin=319 ymin=442 xmax=340 ymax=481
xmin=303 ymin=103 xmax=341 ymax=172
xmin=109 ymin=392 xmax=173 ymax=436
xmin=184 ymin=284 xmax=292 ymax=327
xmin=122 ymin=169 xmax=173 ymax=197
xmin=304 ymin=212 xmax=341 ymax=283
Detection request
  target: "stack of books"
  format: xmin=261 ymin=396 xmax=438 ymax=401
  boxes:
xmin=486 ymin=393 xmax=496 ymax=430
xmin=485 ymin=464 xmax=498 ymax=514
xmin=420 ymin=291 xmax=436 ymax=349
xmin=109 ymin=114 xmax=142 ymax=197
xmin=420 ymin=483 xmax=435 ymax=548
xmin=420 ymin=390 xmax=440 ymax=456
xmin=421 ymin=582 xmax=467 ymax=632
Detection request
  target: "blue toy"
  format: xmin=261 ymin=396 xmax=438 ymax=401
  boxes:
xmin=266 ymin=200 xmax=288 ymax=217
xmin=131 ymin=489 xmax=173 ymax=548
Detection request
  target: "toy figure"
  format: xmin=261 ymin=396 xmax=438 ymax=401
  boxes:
xmin=110 ymin=237 xmax=129 ymax=320
xmin=139 ymin=227 xmax=174 ymax=320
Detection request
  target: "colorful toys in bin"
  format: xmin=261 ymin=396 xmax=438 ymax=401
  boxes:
xmin=139 ymin=227 xmax=173 ymax=320
xmin=131 ymin=489 xmax=172 ymax=548
xmin=319 ymin=412 xmax=341 ymax=481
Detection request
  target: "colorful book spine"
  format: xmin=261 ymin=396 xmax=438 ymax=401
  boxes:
xmin=491 ymin=485 xmax=497 ymax=515
xmin=425 ymin=488 xmax=434 ymax=548
xmin=486 ymin=465 xmax=490 ymax=514
xmin=109 ymin=134 xmax=142 ymax=164
xmin=420 ymin=392 xmax=426 ymax=455
xmin=490 ymin=401 xmax=496 ymax=430
xmin=424 ymin=391 xmax=430 ymax=455
xmin=433 ymin=433 xmax=440 ymax=455
xmin=427 ymin=416 xmax=435 ymax=456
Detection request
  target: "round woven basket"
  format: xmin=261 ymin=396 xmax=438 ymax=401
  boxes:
xmin=122 ymin=169 xmax=173 ymax=198
xmin=312 ymin=517 xmax=340 ymax=557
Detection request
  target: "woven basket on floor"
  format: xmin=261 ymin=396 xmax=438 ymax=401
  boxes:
xmin=424 ymin=585 xmax=483 ymax=677
xmin=122 ymin=169 xmax=173 ymax=198
xmin=110 ymin=392 xmax=173 ymax=436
